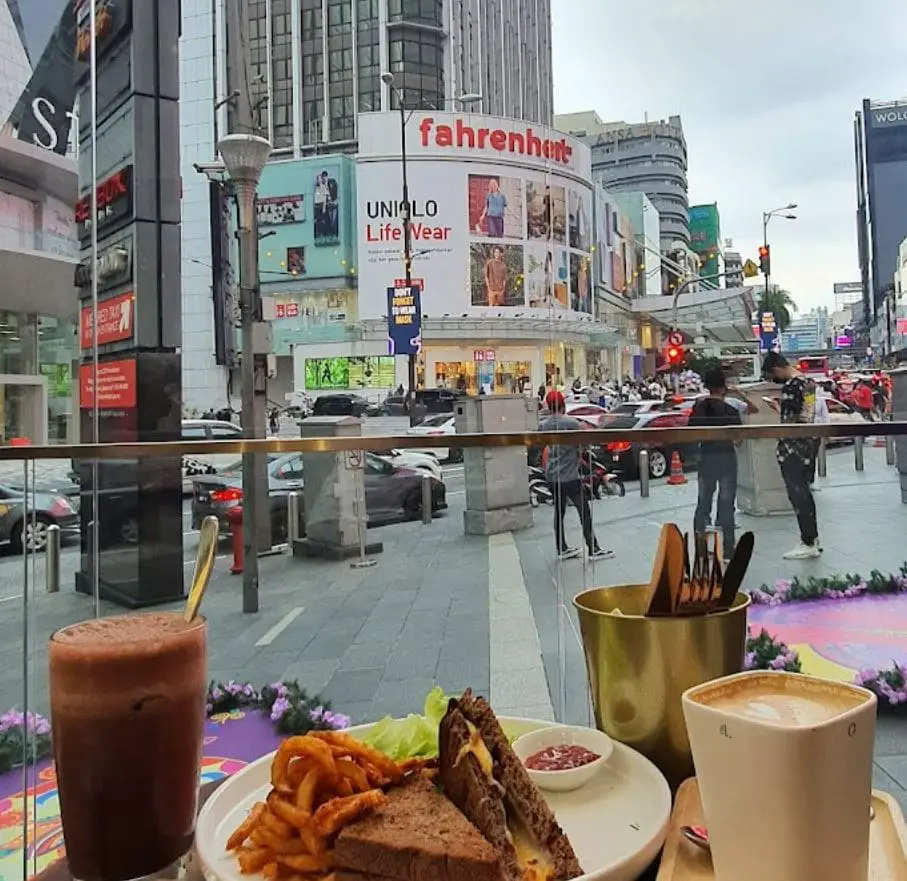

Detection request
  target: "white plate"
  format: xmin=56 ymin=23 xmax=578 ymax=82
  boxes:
xmin=195 ymin=717 xmax=672 ymax=881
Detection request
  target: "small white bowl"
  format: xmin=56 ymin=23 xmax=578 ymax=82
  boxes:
xmin=512 ymin=725 xmax=613 ymax=792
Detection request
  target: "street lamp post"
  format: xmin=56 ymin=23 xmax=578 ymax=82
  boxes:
xmin=218 ymin=133 xmax=272 ymax=614
xmin=762 ymin=203 xmax=798 ymax=302
xmin=380 ymin=73 xmax=483 ymax=403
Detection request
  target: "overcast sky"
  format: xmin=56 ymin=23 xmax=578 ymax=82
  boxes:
xmin=552 ymin=0 xmax=907 ymax=314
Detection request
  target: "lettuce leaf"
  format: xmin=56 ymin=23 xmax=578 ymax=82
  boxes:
xmin=361 ymin=686 xmax=451 ymax=760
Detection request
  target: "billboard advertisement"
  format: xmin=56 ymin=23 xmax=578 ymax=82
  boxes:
xmin=357 ymin=112 xmax=593 ymax=320
xmin=387 ymin=285 xmax=423 ymax=356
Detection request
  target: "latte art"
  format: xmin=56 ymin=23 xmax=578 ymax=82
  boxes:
xmin=709 ymin=691 xmax=857 ymax=726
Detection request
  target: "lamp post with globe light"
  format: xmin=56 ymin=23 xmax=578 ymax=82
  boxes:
xmin=217 ymin=132 xmax=272 ymax=614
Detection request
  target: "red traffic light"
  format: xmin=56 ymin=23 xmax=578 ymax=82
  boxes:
xmin=666 ymin=345 xmax=683 ymax=365
xmin=759 ymin=244 xmax=771 ymax=276
xmin=758 ymin=245 xmax=769 ymax=259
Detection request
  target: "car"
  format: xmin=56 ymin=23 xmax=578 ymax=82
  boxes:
xmin=0 ymin=483 xmax=80 ymax=553
xmin=604 ymin=410 xmax=692 ymax=480
xmin=565 ymin=403 xmax=610 ymax=419
xmin=404 ymin=414 xmax=460 ymax=462
xmin=180 ymin=419 xmax=246 ymax=494
xmin=379 ymin=449 xmax=443 ymax=480
xmin=190 ymin=451 xmax=447 ymax=539
xmin=312 ymin=394 xmax=370 ymax=417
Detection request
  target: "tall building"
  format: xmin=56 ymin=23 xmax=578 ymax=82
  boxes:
xmin=688 ymin=203 xmax=722 ymax=282
xmin=555 ymin=109 xmax=690 ymax=250
xmin=854 ymin=98 xmax=907 ymax=334
xmin=0 ymin=0 xmax=31 ymax=124
xmin=230 ymin=0 xmax=554 ymax=155
xmin=723 ymin=245 xmax=743 ymax=289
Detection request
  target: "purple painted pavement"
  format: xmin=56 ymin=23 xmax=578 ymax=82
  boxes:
xmin=749 ymin=594 xmax=907 ymax=671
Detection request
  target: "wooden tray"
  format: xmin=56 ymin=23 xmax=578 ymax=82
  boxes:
xmin=657 ymin=778 xmax=907 ymax=880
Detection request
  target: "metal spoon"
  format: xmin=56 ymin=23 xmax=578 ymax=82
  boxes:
xmin=681 ymin=807 xmax=875 ymax=854
xmin=184 ymin=516 xmax=219 ymax=623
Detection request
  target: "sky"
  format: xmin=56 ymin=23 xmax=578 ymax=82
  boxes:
xmin=552 ymin=0 xmax=907 ymax=315
xmin=14 ymin=0 xmax=67 ymax=64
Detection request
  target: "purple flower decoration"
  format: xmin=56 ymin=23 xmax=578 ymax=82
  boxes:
xmin=270 ymin=697 xmax=291 ymax=722
xmin=744 ymin=652 xmax=757 ymax=670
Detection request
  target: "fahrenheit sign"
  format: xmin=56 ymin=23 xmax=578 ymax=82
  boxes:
xmin=386 ymin=285 xmax=423 ymax=357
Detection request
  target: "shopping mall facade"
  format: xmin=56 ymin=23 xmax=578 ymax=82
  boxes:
xmin=270 ymin=111 xmax=646 ymax=401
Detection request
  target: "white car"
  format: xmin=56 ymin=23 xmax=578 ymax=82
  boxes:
xmin=405 ymin=414 xmax=459 ymax=462
xmin=181 ymin=419 xmax=245 ymax=493
xmin=379 ymin=449 xmax=443 ymax=480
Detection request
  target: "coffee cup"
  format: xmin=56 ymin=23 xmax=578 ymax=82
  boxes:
xmin=682 ymin=670 xmax=877 ymax=881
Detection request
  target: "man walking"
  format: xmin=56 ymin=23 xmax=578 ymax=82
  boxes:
xmin=762 ymin=352 xmax=821 ymax=560
xmin=540 ymin=391 xmax=613 ymax=562
xmin=689 ymin=368 xmax=744 ymax=560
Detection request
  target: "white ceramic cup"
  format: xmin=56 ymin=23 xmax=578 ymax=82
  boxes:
xmin=682 ymin=670 xmax=877 ymax=881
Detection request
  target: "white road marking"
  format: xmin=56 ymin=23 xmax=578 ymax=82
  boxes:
xmin=0 ymin=594 xmax=21 ymax=604
xmin=256 ymin=606 xmax=305 ymax=646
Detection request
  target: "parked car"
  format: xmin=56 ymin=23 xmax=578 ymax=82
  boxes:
xmin=379 ymin=449 xmax=443 ymax=480
xmin=604 ymin=410 xmax=692 ymax=479
xmin=312 ymin=394 xmax=370 ymax=417
xmin=180 ymin=419 xmax=245 ymax=493
xmin=0 ymin=483 xmax=80 ymax=553
xmin=405 ymin=414 xmax=460 ymax=462
xmin=191 ymin=451 xmax=447 ymax=540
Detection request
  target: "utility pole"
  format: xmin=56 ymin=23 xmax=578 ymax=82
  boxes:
xmin=224 ymin=0 xmax=272 ymax=613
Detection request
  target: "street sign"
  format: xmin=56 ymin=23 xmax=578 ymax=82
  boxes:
xmin=743 ymin=259 xmax=759 ymax=278
xmin=667 ymin=331 xmax=684 ymax=346
xmin=345 ymin=450 xmax=364 ymax=470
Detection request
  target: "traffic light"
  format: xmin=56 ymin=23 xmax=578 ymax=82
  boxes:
xmin=666 ymin=345 xmax=685 ymax=367
xmin=759 ymin=244 xmax=771 ymax=276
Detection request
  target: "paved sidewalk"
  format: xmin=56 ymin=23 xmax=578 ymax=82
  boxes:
xmin=1 ymin=442 xmax=906 ymax=810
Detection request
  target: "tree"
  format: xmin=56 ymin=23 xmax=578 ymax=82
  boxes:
xmin=757 ymin=285 xmax=797 ymax=330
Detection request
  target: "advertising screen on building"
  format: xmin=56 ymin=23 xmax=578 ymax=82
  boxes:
xmin=356 ymin=112 xmax=593 ymax=321
xmin=304 ymin=356 xmax=395 ymax=390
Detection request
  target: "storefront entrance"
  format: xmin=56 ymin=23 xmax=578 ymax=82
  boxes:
xmin=434 ymin=358 xmax=533 ymax=395
xmin=0 ymin=375 xmax=48 ymax=445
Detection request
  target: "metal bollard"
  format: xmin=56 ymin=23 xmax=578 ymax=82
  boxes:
xmin=421 ymin=474 xmax=433 ymax=525
xmin=639 ymin=450 xmax=650 ymax=498
xmin=817 ymin=437 xmax=827 ymax=478
xmin=887 ymin=435 xmax=896 ymax=467
xmin=854 ymin=436 xmax=865 ymax=472
xmin=287 ymin=491 xmax=301 ymax=544
xmin=46 ymin=524 xmax=60 ymax=593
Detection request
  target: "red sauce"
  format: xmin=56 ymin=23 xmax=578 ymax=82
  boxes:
xmin=524 ymin=744 xmax=600 ymax=771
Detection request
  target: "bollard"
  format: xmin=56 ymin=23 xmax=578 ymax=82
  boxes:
xmin=854 ymin=436 xmax=865 ymax=472
xmin=46 ymin=524 xmax=60 ymax=593
xmin=421 ymin=474 xmax=433 ymax=525
xmin=639 ymin=450 xmax=650 ymax=498
xmin=227 ymin=506 xmax=244 ymax=574
xmin=287 ymin=491 xmax=301 ymax=544
xmin=887 ymin=435 xmax=896 ymax=467
xmin=817 ymin=437 xmax=827 ymax=478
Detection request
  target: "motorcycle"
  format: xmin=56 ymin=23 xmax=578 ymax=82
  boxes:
xmin=528 ymin=466 xmax=553 ymax=506
xmin=581 ymin=450 xmax=626 ymax=499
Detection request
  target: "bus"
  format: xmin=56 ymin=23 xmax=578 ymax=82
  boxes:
xmin=797 ymin=356 xmax=829 ymax=379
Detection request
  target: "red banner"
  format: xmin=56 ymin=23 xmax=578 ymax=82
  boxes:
xmin=79 ymin=359 xmax=137 ymax=409
xmin=80 ymin=292 xmax=135 ymax=348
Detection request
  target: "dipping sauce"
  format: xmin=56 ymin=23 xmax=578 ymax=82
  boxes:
xmin=525 ymin=744 xmax=600 ymax=771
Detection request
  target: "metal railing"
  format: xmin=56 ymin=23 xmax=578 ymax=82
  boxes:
xmin=0 ymin=420 xmax=904 ymax=462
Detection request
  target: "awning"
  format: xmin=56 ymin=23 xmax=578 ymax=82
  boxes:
xmin=631 ymin=286 xmax=758 ymax=343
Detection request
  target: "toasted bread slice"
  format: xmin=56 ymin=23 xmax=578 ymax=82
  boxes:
xmin=334 ymin=775 xmax=505 ymax=881
xmin=439 ymin=690 xmax=583 ymax=881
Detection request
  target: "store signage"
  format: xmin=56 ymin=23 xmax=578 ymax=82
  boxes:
xmin=835 ymin=334 xmax=853 ymax=348
xmin=473 ymin=349 xmax=495 ymax=362
xmin=759 ymin=311 xmax=779 ymax=353
xmin=275 ymin=303 xmax=300 ymax=319
xmin=386 ymin=285 xmax=422 ymax=356
xmin=897 ymin=319 xmax=907 ymax=335
xmin=74 ymin=236 xmax=133 ymax=289
xmin=394 ymin=278 xmax=425 ymax=289
xmin=80 ymin=292 xmax=135 ymax=349
xmin=79 ymin=358 xmax=137 ymax=409
xmin=870 ymin=106 xmax=907 ymax=128
xmin=75 ymin=165 xmax=133 ymax=242
xmin=75 ymin=0 xmax=130 ymax=64
xmin=418 ymin=117 xmax=574 ymax=166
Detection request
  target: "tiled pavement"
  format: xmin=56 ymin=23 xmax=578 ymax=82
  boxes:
xmin=1 ymin=441 xmax=906 ymax=808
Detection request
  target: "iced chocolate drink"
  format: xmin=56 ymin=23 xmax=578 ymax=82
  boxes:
xmin=49 ymin=613 xmax=207 ymax=881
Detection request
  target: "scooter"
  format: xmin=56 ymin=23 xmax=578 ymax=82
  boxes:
xmin=528 ymin=466 xmax=553 ymax=506
xmin=581 ymin=450 xmax=626 ymax=499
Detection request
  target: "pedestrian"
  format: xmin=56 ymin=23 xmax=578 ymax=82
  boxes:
xmin=689 ymin=369 xmax=745 ymax=560
xmin=539 ymin=390 xmax=613 ymax=562
xmin=762 ymin=352 xmax=821 ymax=560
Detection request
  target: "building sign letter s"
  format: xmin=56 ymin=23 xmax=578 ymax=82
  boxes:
xmin=31 ymin=97 xmax=78 ymax=153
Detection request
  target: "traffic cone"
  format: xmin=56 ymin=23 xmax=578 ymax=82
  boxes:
xmin=666 ymin=451 xmax=687 ymax=485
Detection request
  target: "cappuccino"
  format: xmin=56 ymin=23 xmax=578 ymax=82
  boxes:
xmin=690 ymin=672 xmax=868 ymax=727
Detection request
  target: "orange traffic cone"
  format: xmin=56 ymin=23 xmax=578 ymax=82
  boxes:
xmin=666 ymin=451 xmax=687 ymax=485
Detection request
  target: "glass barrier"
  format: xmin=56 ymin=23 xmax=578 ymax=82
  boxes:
xmin=5 ymin=419 xmax=907 ymax=878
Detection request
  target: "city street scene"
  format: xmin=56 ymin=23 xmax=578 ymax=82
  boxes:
xmin=1 ymin=1 xmax=907 ymax=880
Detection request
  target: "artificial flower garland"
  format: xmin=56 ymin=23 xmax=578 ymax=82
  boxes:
xmin=751 ymin=564 xmax=907 ymax=605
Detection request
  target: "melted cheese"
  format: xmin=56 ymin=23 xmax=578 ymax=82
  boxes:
xmin=453 ymin=719 xmax=494 ymax=777
xmin=508 ymin=815 xmax=555 ymax=881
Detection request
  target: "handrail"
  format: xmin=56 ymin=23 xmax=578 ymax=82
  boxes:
xmin=0 ymin=421 xmax=904 ymax=462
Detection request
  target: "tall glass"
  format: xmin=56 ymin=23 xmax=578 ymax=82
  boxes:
xmin=49 ymin=613 xmax=207 ymax=881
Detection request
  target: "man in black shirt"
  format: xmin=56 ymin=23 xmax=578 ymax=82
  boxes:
xmin=689 ymin=368 xmax=742 ymax=560
xmin=762 ymin=352 xmax=820 ymax=560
